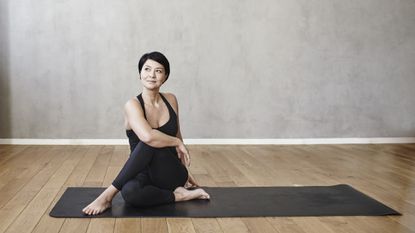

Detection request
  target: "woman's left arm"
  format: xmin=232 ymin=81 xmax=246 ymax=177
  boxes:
xmin=164 ymin=93 xmax=188 ymax=164
xmin=167 ymin=93 xmax=200 ymax=188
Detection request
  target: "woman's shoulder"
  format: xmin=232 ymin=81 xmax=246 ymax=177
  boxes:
xmin=124 ymin=96 xmax=142 ymax=112
xmin=161 ymin=92 xmax=178 ymax=109
xmin=161 ymin=92 xmax=177 ymax=102
xmin=125 ymin=95 xmax=140 ymax=105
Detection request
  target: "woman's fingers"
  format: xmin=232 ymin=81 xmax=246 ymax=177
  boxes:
xmin=184 ymin=152 xmax=189 ymax=167
xmin=181 ymin=155 xmax=186 ymax=165
xmin=187 ymin=154 xmax=191 ymax=167
xmin=176 ymin=148 xmax=182 ymax=158
xmin=188 ymin=174 xmax=199 ymax=187
xmin=176 ymin=143 xmax=191 ymax=167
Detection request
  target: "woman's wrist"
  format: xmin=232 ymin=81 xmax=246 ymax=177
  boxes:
xmin=175 ymin=137 xmax=183 ymax=147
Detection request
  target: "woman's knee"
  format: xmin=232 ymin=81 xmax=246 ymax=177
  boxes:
xmin=138 ymin=141 xmax=156 ymax=150
xmin=130 ymin=141 xmax=156 ymax=157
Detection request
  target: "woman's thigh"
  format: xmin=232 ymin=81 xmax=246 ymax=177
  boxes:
xmin=149 ymin=147 xmax=188 ymax=190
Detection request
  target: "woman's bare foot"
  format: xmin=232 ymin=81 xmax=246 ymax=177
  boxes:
xmin=173 ymin=186 xmax=210 ymax=202
xmin=82 ymin=185 xmax=119 ymax=215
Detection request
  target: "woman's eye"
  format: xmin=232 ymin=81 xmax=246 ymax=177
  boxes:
xmin=144 ymin=68 xmax=150 ymax=71
xmin=156 ymin=70 xmax=162 ymax=73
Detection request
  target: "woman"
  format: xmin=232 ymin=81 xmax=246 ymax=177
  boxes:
xmin=82 ymin=51 xmax=210 ymax=216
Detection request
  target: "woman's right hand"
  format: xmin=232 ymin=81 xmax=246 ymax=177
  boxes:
xmin=185 ymin=173 xmax=200 ymax=188
xmin=176 ymin=142 xmax=191 ymax=167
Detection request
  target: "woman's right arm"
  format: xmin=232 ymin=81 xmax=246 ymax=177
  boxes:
xmin=124 ymin=99 xmax=182 ymax=148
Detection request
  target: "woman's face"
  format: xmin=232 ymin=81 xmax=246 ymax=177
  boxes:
xmin=140 ymin=59 xmax=167 ymax=90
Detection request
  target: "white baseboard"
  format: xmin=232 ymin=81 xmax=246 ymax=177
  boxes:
xmin=0 ymin=137 xmax=415 ymax=145
xmin=184 ymin=138 xmax=415 ymax=145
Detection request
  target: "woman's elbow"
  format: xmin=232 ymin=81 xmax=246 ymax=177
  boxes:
xmin=139 ymin=131 xmax=153 ymax=144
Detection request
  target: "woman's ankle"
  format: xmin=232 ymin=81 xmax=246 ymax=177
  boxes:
xmin=100 ymin=185 xmax=119 ymax=202
xmin=173 ymin=188 xmax=186 ymax=202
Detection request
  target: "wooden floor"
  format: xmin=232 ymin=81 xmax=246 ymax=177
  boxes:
xmin=0 ymin=144 xmax=414 ymax=233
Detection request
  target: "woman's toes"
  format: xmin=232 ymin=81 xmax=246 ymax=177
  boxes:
xmin=200 ymin=190 xmax=210 ymax=199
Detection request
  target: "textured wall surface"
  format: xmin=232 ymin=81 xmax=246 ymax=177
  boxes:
xmin=1 ymin=0 xmax=415 ymax=139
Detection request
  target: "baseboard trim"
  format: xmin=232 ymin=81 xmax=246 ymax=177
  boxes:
xmin=1 ymin=137 xmax=415 ymax=145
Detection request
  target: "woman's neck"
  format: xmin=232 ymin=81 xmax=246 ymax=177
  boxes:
xmin=142 ymin=89 xmax=161 ymax=106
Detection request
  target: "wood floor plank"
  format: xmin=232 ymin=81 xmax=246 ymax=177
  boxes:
xmin=214 ymin=147 xmax=256 ymax=186
xmin=31 ymin=146 xmax=90 ymax=233
xmin=104 ymin=146 xmax=137 ymax=233
xmin=188 ymin=147 xmax=219 ymax=187
xmin=4 ymin=146 xmax=84 ymax=233
xmin=114 ymin=218 xmax=141 ymax=233
xmin=187 ymin=146 xmax=209 ymax=175
xmin=0 ymin=145 xmax=29 ymax=168
xmin=167 ymin=218 xmax=196 ymax=233
xmin=83 ymin=146 xmax=114 ymax=187
xmin=217 ymin=218 xmax=250 ymax=233
xmin=242 ymin=218 xmax=279 ymax=233
xmin=266 ymin=217 xmax=306 ymax=233
xmin=0 ymin=146 xmax=74 ymax=233
xmin=103 ymin=146 xmax=126 ymax=187
xmin=58 ymin=219 xmax=90 ymax=233
xmin=191 ymin=148 xmax=250 ymax=233
xmin=0 ymin=146 xmax=59 ymax=207
xmin=110 ymin=145 xmax=130 ymax=167
xmin=292 ymin=217 xmax=336 ymax=233
xmin=86 ymin=219 xmax=115 ymax=233
xmin=199 ymin=146 xmax=236 ymax=186
xmin=0 ymin=144 xmax=413 ymax=232
xmin=318 ymin=217 xmax=361 ymax=233
xmin=230 ymin=146 xmax=288 ymax=186
xmin=391 ymin=214 xmax=415 ymax=232
xmin=191 ymin=218 xmax=224 ymax=233
xmin=58 ymin=146 xmax=104 ymax=233
xmin=84 ymin=146 xmax=116 ymax=233
xmin=141 ymin=218 xmax=169 ymax=233
xmin=348 ymin=216 xmax=415 ymax=233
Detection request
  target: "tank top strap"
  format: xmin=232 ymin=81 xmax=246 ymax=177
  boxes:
xmin=136 ymin=93 xmax=147 ymax=119
xmin=159 ymin=93 xmax=176 ymax=117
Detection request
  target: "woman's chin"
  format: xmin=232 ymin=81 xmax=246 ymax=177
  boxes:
xmin=143 ymin=84 xmax=160 ymax=90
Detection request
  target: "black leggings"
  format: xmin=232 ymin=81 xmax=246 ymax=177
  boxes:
xmin=112 ymin=142 xmax=188 ymax=207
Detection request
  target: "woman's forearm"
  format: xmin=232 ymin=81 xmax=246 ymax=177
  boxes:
xmin=145 ymin=129 xmax=182 ymax=148
xmin=177 ymin=130 xmax=183 ymax=142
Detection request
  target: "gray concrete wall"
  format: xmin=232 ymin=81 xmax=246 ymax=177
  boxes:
xmin=1 ymin=0 xmax=414 ymax=139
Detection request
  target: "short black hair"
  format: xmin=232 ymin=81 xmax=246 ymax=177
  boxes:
xmin=138 ymin=51 xmax=170 ymax=81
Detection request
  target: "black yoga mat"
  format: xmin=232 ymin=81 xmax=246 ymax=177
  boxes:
xmin=49 ymin=184 xmax=400 ymax=218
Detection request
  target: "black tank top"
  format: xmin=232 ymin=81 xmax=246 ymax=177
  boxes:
xmin=126 ymin=93 xmax=178 ymax=152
